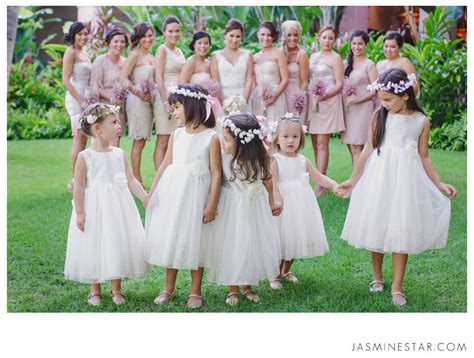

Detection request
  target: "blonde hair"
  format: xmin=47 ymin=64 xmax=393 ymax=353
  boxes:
xmin=281 ymin=20 xmax=302 ymax=49
xmin=271 ymin=118 xmax=306 ymax=154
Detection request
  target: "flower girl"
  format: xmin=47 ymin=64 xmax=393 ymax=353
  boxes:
xmin=64 ymin=103 xmax=149 ymax=306
xmin=338 ymin=69 xmax=457 ymax=306
xmin=270 ymin=113 xmax=338 ymax=288
xmin=145 ymin=84 xmax=222 ymax=309
xmin=204 ymin=113 xmax=282 ymax=306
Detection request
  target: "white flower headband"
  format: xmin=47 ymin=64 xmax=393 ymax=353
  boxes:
xmin=219 ymin=116 xmax=265 ymax=144
xmin=168 ymin=85 xmax=222 ymax=122
xmin=81 ymin=104 xmax=121 ymax=125
xmin=367 ymin=73 xmax=417 ymax=94
xmin=268 ymin=112 xmax=308 ymax=134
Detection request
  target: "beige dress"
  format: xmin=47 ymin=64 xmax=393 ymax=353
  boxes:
xmin=284 ymin=50 xmax=308 ymax=124
xmin=215 ymin=50 xmax=250 ymax=99
xmin=248 ymin=61 xmax=288 ymax=123
xmin=125 ymin=64 xmax=155 ymax=140
xmin=90 ymin=54 xmax=127 ymax=135
xmin=341 ymin=58 xmax=375 ymax=145
xmin=307 ymin=59 xmax=345 ymax=134
xmin=153 ymin=46 xmax=186 ymax=135
xmin=65 ymin=61 xmax=91 ymax=136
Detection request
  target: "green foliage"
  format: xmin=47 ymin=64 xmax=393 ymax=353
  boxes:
xmin=364 ymin=32 xmax=386 ymax=63
xmin=402 ymin=7 xmax=467 ymax=127
xmin=429 ymin=110 xmax=467 ymax=151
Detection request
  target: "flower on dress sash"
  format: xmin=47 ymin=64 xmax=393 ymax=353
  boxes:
xmin=191 ymin=161 xmax=210 ymax=178
xmin=247 ymin=182 xmax=264 ymax=201
xmin=114 ymin=173 xmax=128 ymax=189
xmin=407 ymin=140 xmax=418 ymax=158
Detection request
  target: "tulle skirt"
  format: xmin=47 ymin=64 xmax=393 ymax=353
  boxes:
xmin=341 ymin=148 xmax=451 ymax=254
xmin=203 ymin=185 xmax=281 ymax=285
xmin=64 ymin=184 xmax=149 ymax=283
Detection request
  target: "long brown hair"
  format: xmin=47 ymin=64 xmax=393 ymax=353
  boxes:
xmin=225 ymin=113 xmax=271 ymax=183
xmin=130 ymin=22 xmax=153 ymax=49
xmin=372 ymin=68 xmax=424 ymax=155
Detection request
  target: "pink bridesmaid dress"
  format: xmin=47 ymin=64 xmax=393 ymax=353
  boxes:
xmin=341 ymin=58 xmax=375 ymax=145
xmin=307 ymin=57 xmax=345 ymax=134
xmin=284 ymin=49 xmax=308 ymax=124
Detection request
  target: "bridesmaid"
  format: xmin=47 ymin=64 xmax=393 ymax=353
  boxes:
xmin=120 ymin=22 xmax=155 ymax=185
xmin=376 ymin=31 xmax=418 ymax=93
xmin=307 ymin=25 xmax=345 ymax=197
xmin=179 ymin=31 xmax=214 ymax=93
xmin=210 ymin=18 xmax=253 ymax=107
xmin=153 ymin=16 xmax=186 ymax=170
xmin=282 ymin=20 xmax=310 ymax=123
xmin=341 ymin=30 xmax=378 ymax=167
xmin=90 ymin=27 xmax=128 ymax=147
xmin=62 ymin=22 xmax=91 ymax=192
xmin=248 ymin=21 xmax=288 ymax=122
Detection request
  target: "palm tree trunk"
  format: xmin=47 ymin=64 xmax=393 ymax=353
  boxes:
xmin=7 ymin=6 xmax=20 ymax=74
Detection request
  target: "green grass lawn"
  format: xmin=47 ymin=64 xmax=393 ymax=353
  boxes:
xmin=7 ymin=136 xmax=467 ymax=312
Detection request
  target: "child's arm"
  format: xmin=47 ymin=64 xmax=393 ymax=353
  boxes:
xmin=145 ymin=135 xmax=174 ymax=207
xmin=203 ymin=135 xmax=222 ymax=223
xmin=263 ymin=178 xmax=282 ymax=217
xmin=123 ymin=152 xmax=148 ymax=202
xmin=270 ymin=158 xmax=284 ymax=205
xmin=337 ymin=112 xmax=376 ymax=197
xmin=73 ymin=153 xmax=87 ymax=232
xmin=419 ymin=117 xmax=457 ymax=198
xmin=305 ymin=157 xmax=338 ymax=192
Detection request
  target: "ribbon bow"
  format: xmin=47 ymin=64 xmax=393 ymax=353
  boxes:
xmin=205 ymin=96 xmax=224 ymax=123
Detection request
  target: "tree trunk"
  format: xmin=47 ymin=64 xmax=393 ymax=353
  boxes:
xmin=7 ymin=6 xmax=19 ymax=74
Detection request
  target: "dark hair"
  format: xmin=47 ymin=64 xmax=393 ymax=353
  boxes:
xmin=383 ymin=31 xmax=404 ymax=48
xmin=79 ymin=103 xmax=118 ymax=136
xmin=372 ymin=68 xmax=424 ymax=155
xmin=225 ymin=18 xmax=244 ymax=37
xmin=318 ymin=25 xmax=337 ymax=38
xmin=105 ymin=28 xmax=129 ymax=48
xmin=224 ymin=113 xmax=271 ymax=183
xmin=130 ymin=22 xmax=154 ymax=49
xmin=64 ymin=22 xmax=88 ymax=45
xmin=258 ymin=21 xmax=279 ymax=41
xmin=272 ymin=118 xmax=306 ymax=153
xmin=345 ymin=30 xmax=369 ymax=77
xmin=168 ymin=84 xmax=215 ymax=129
xmin=162 ymin=15 xmax=181 ymax=32
xmin=189 ymin=31 xmax=211 ymax=51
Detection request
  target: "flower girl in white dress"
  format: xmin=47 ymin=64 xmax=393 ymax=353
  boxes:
xmin=144 ymin=84 xmax=222 ymax=309
xmin=338 ymin=69 xmax=457 ymax=306
xmin=270 ymin=113 xmax=338 ymax=288
xmin=64 ymin=103 xmax=149 ymax=306
xmin=203 ymin=113 xmax=282 ymax=306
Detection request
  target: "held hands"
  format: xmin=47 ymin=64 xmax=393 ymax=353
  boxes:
xmin=142 ymin=194 xmax=150 ymax=209
xmin=137 ymin=90 xmax=153 ymax=103
xmin=346 ymin=95 xmax=359 ymax=105
xmin=439 ymin=183 xmax=457 ymax=199
xmin=335 ymin=179 xmax=354 ymax=198
xmin=76 ymin=213 xmax=86 ymax=232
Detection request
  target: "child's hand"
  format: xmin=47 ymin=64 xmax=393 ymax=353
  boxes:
xmin=336 ymin=180 xmax=354 ymax=198
xmin=76 ymin=213 xmax=86 ymax=232
xmin=271 ymin=201 xmax=283 ymax=216
xmin=439 ymin=183 xmax=457 ymax=199
xmin=330 ymin=182 xmax=340 ymax=195
xmin=203 ymin=206 xmax=217 ymax=224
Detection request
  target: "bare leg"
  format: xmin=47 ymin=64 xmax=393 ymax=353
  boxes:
xmin=153 ymin=134 xmax=170 ymax=171
xmin=310 ymin=134 xmax=318 ymax=166
xmin=243 ymin=285 xmax=260 ymax=302
xmin=71 ymin=130 xmax=88 ymax=176
xmin=110 ymin=279 xmax=125 ymax=304
xmin=392 ymin=253 xmax=408 ymax=293
xmin=226 ymin=285 xmax=240 ymax=305
xmin=315 ymin=134 xmax=331 ymax=196
xmin=188 ymin=267 xmax=204 ymax=307
xmin=371 ymin=251 xmax=385 ymax=287
xmin=88 ymin=283 xmax=101 ymax=305
xmin=281 ymin=259 xmax=295 ymax=275
xmin=131 ymin=138 xmax=146 ymax=184
xmin=165 ymin=268 xmax=178 ymax=293
xmin=348 ymin=144 xmax=363 ymax=168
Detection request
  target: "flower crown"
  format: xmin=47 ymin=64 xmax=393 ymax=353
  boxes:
xmin=79 ymin=103 xmax=121 ymax=125
xmin=366 ymin=73 xmax=417 ymax=94
xmin=167 ymin=85 xmax=209 ymax=100
xmin=267 ymin=112 xmax=308 ymax=135
xmin=218 ymin=115 xmax=265 ymax=144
